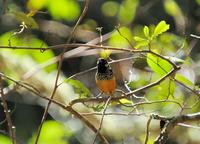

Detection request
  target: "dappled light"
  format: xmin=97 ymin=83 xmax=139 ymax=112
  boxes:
xmin=1 ymin=0 xmax=200 ymax=144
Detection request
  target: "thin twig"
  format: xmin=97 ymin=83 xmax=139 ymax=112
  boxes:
xmin=144 ymin=116 xmax=152 ymax=144
xmin=153 ymin=112 xmax=200 ymax=143
xmin=81 ymin=112 xmax=147 ymax=116
xmin=0 ymin=72 xmax=109 ymax=143
xmin=34 ymin=1 xmax=90 ymax=143
xmin=70 ymin=67 xmax=180 ymax=106
xmin=93 ymin=96 xmax=111 ymax=144
xmin=0 ymin=76 xmax=16 ymax=144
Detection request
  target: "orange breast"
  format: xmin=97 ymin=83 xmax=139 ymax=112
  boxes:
xmin=96 ymin=77 xmax=116 ymax=95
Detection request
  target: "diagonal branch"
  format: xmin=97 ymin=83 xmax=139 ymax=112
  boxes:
xmin=0 ymin=72 xmax=109 ymax=144
xmin=70 ymin=67 xmax=180 ymax=106
xmin=0 ymin=76 xmax=16 ymax=144
xmin=153 ymin=113 xmax=200 ymax=144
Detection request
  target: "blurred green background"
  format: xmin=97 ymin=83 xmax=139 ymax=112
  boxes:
xmin=1 ymin=0 xmax=200 ymax=144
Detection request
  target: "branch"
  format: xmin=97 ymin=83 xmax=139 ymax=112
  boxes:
xmin=153 ymin=113 xmax=200 ymax=144
xmin=145 ymin=116 xmax=152 ymax=144
xmin=70 ymin=67 xmax=180 ymax=106
xmin=0 ymin=43 xmax=180 ymax=69
xmin=34 ymin=0 xmax=90 ymax=143
xmin=0 ymin=49 xmax=106 ymax=143
xmin=93 ymin=97 xmax=111 ymax=144
xmin=0 ymin=72 xmax=109 ymax=144
xmin=0 ymin=76 xmax=16 ymax=144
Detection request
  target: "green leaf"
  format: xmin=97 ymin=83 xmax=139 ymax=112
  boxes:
xmin=65 ymin=79 xmax=92 ymax=98
xmin=133 ymin=34 xmax=149 ymax=49
xmin=92 ymin=104 xmax=105 ymax=112
xmin=27 ymin=0 xmax=48 ymax=10
xmin=133 ymin=36 xmax=146 ymax=42
xmin=152 ymin=21 xmax=170 ymax=38
xmin=146 ymin=78 xmax=176 ymax=101
xmin=147 ymin=53 xmax=173 ymax=76
xmin=28 ymin=120 xmax=73 ymax=144
xmin=47 ymin=0 xmax=80 ymax=21
xmin=164 ymin=0 xmax=182 ymax=17
xmin=0 ymin=135 xmax=11 ymax=144
xmin=175 ymin=74 xmax=194 ymax=88
xmin=119 ymin=98 xmax=133 ymax=104
xmin=118 ymin=0 xmax=139 ymax=25
xmin=143 ymin=26 xmax=150 ymax=38
xmin=135 ymin=40 xmax=149 ymax=49
xmin=108 ymin=27 xmax=133 ymax=47
xmin=0 ymin=32 xmax=56 ymax=72
xmin=11 ymin=11 xmax=38 ymax=29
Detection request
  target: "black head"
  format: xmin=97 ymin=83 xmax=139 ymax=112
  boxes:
xmin=97 ymin=58 xmax=110 ymax=73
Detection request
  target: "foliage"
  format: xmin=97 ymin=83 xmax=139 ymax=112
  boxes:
xmin=1 ymin=0 xmax=200 ymax=144
xmin=0 ymin=135 xmax=11 ymax=144
xmin=28 ymin=121 xmax=73 ymax=144
xmin=65 ymin=79 xmax=92 ymax=98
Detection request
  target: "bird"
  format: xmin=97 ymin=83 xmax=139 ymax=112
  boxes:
xmin=95 ymin=58 xmax=116 ymax=95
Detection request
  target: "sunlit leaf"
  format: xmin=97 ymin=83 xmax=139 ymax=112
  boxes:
xmin=92 ymin=104 xmax=105 ymax=112
xmin=119 ymin=98 xmax=133 ymax=104
xmin=0 ymin=32 xmax=56 ymax=72
xmin=118 ymin=0 xmax=139 ymax=25
xmin=147 ymin=53 xmax=173 ymax=76
xmin=27 ymin=0 xmax=47 ymax=10
xmin=47 ymin=0 xmax=80 ymax=21
xmin=175 ymin=73 xmax=194 ymax=88
xmin=164 ymin=0 xmax=182 ymax=17
xmin=0 ymin=135 xmax=11 ymax=144
xmin=127 ymin=77 xmax=148 ymax=90
xmin=143 ymin=26 xmax=150 ymax=38
xmin=152 ymin=21 xmax=170 ymax=38
xmin=146 ymin=78 xmax=176 ymax=101
xmin=65 ymin=79 xmax=92 ymax=98
xmin=108 ymin=27 xmax=133 ymax=47
xmin=28 ymin=120 xmax=73 ymax=144
xmin=11 ymin=11 xmax=38 ymax=29
xmin=133 ymin=36 xmax=146 ymax=42
xmin=135 ymin=40 xmax=149 ymax=49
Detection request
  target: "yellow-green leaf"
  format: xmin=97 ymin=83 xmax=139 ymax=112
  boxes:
xmin=147 ymin=53 xmax=173 ymax=76
xmin=119 ymin=98 xmax=133 ymax=104
xmin=152 ymin=21 xmax=170 ymax=38
xmin=65 ymin=79 xmax=92 ymax=98
xmin=175 ymin=74 xmax=194 ymax=88
xmin=135 ymin=40 xmax=149 ymax=49
xmin=28 ymin=121 xmax=73 ymax=144
xmin=108 ymin=27 xmax=133 ymax=47
xmin=47 ymin=0 xmax=80 ymax=21
xmin=0 ymin=32 xmax=56 ymax=72
xmin=164 ymin=0 xmax=182 ymax=17
xmin=27 ymin=0 xmax=47 ymax=10
xmin=0 ymin=135 xmax=11 ymax=144
xmin=118 ymin=0 xmax=139 ymax=25
xmin=143 ymin=26 xmax=150 ymax=38
xmin=133 ymin=36 xmax=146 ymax=42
